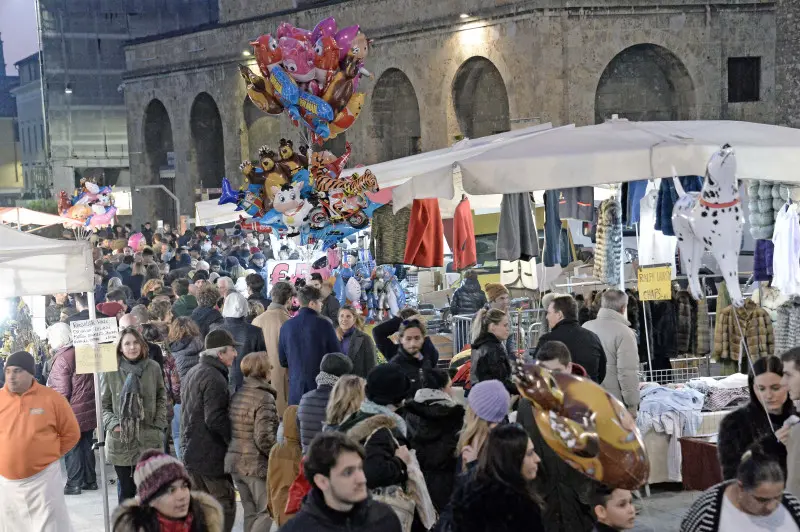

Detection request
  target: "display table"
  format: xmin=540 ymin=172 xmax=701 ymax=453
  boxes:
xmin=679 ymin=436 xmax=723 ymax=491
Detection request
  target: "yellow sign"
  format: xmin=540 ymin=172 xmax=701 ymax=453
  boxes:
xmin=638 ymin=264 xmax=672 ymax=301
xmin=75 ymin=343 xmax=118 ymax=375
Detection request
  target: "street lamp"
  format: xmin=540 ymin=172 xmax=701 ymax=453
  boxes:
xmin=64 ymin=84 xmax=73 ymax=95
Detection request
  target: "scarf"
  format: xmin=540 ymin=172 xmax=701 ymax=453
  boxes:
xmin=316 ymin=371 xmax=339 ymax=388
xmin=157 ymin=512 xmax=194 ymax=532
xmin=414 ymin=388 xmax=457 ymax=406
xmin=118 ymin=357 xmax=146 ymax=444
xmin=361 ymin=399 xmax=408 ymax=438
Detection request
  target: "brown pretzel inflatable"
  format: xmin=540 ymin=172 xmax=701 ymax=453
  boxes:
xmin=514 ymin=362 xmax=649 ymax=490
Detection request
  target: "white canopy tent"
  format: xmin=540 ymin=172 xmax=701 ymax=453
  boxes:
xmin=0 ymin=207 xmax=82 ymax=229
xmin=195 ymin=199 xmax=248 ymax=226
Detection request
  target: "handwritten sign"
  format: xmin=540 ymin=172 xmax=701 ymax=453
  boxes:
xmin=638 ymin=264 xmax=672 ymax=301
xmin=75 ymin=343 xmax=118 ymax=374
xmin=70 ymin=318 xmax=118 ymax=345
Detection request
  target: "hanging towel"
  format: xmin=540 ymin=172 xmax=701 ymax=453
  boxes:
xmin=543 ymin=191 xmax=561 ymax=267
xmin=655 ymin=176 xmax=703 ymax=236
xmin=557 ymin=187 xmax=594 ymax=221
xmin=496 ymin=193 xmax=539 ymax=262
xmin=453 ymin=197 xmax=477 ymax=270
xmin=370 ymin=204 xmax=412 ymax=265
xmin=403 ymin=199 xmax=444 ymax=267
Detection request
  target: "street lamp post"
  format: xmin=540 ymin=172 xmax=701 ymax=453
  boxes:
xmin=133 ymin=184 xmax=181 ymax=226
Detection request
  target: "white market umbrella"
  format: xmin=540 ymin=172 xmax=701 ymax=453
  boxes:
xmin=457 ymin=118 xmax=800 ymax=194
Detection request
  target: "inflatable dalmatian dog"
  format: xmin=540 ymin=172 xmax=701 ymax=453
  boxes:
xmin=672 ymin=144 xmax=745 ymax=307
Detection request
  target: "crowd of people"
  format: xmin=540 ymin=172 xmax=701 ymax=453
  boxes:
xmin=2 ymin=223 xmax=800 ymax=531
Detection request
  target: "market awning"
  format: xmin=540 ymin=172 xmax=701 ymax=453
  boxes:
xmin=0 ymin=207 xmax=82 ymax=228
xmin=195 ymin=199 xmax=247 ymax=226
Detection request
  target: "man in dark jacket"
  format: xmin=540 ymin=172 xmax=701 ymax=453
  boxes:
xmin=171 ymin=278 xmax=197 ymax=318
xmin=310 ymin=273 xmax=340 ymax=327
xmin=389 ymin=318 xmax=433 ymax=398
xmin=191 ymin=283 xmax=223 ymax=338
xmin=211 ymin=292 xmax=267 ymax=392
xmin=180 ymin=330 xmax=238 ymax=532
xmin=297 ymin=353 xmax=353 ymax=453
xmin=280 ymin=432 xmax=402 ymax=532
xmin=245 ymin=273 xmax=270 ymax=310
xmin=450 ymin=270 xmax=487 ymax=316
xmin=140 ymin=221 xmax=153 ymax=245
xmin=372 ymin=308 xmax=439 ymax=366
xmin=535 ymin=294 xmax=607 ymax=383
xmin=279 ymin=286 xmax=342 ymax=405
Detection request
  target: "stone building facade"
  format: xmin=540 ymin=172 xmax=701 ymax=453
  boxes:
xmin=123 ymin=0 xmax=780 ymax=225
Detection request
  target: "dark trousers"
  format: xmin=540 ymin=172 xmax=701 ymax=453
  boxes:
xmin=189 ymin=471 xmax=237 ymax=532
xmin=115 ymin=465 xmax=137 ymax=503
xmin=64 ymin=430 xmax=97 ymax=488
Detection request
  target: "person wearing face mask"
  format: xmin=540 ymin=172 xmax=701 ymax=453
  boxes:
xmin=469 ymin=308 xmax=516 ymax=396
xmin=388 ymin=318 xmax=433 ymax=398
xmin=112 ymin=450 xmax=224 ymax=532
xmin=103 ymin=327 xmax=168 ymax=503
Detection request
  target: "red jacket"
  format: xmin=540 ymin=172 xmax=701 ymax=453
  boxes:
xmin=47 ymin=346 xmax=97 ymax=433
xmin=453 ymin=197 xmax=477 ymax=270
xmin=403 ymin=199 xmax=444 ymax=267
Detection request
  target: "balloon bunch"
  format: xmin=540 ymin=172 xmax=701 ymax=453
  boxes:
xmin=242 ymin=17 xmax=371 ymax=143
xmin=58 ymin=178 xmax=117 ymax=230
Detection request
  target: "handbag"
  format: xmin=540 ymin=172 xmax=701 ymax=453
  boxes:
xmin=284 ymin=458 xmax=311 ymax=515
xmin=370 ymin=485 xmax=415 ymax=532
xmin=405 ymin=448 xmax=438 ymax=529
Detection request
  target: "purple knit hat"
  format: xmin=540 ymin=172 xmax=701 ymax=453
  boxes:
xmin=468 ymin=380 xmax=511 ymax=423
xmin=133 ymin=450 xmax=191 ymax=503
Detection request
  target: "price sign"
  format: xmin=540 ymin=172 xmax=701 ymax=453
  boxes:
xmin=638 ymin=264 xmax=672 ymax=301
xmin=75 ymin=343 xmax=118 ymax=374
xmin=70 ymin=318 xmax=118 ymax=345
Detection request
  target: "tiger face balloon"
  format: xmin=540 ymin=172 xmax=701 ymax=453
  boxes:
xmin=515 ymin=362 xmax=649 ymax=490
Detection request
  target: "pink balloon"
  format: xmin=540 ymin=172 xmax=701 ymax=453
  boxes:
xmin=312 ymin=17 xmax=338 ymax=43
xmin=334 ymin=25 xmax=360 ymax=61
xmin=277 ymin=22 xmax=312 ymax=43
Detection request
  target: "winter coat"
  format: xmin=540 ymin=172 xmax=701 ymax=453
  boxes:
xmin=696 ymin=298 xmax=712 ymax=356
xmin=171 ymin=294 xmax=198 ymax=318
xmin=776 ymin=296 xmax=800 ymax=356
xmin=252 ymin=303 xmax=291 ymax=417
xmin=370 ymin=204 xmax=412 ymax=266
xmin=343 ymin=328 xmax=376 ymax=379
xmin=341 ymin=412 xmax=409 ymax=489
xmin=403 ymin=392 xmax=465 ymax=512
xmin=650 ymin=299 xmax=678 ymax=364
xmin=445 ymin=473 xmax=546 ymax=532
xmin=321 ymin=293 xmax=340 ymax=327
xmin=112 ymin=491 xmax=225 ymax=532
xmin=536 ymin=319 xmax=607 ymax=384
xmin=593 ymin=198 xmax=623 ymax=285
xmin=518 ymin=398 xmax=595 ymax=532
xmin=268 ymin=405 xmax=302 ymax=527
xmin=388 ymin=347 xmax=433 ymax=398
xmin=102 ymin=358 xmax=167 ymax=467
xmin=191 ymin=306 xmax=224 ymax=339
xmin=180 ymin=353 xmax=232 ymax=477
xmin=713 ymin=299 xmax=774 ymax=360
xmin=717 ymin=397 xmax=794 ymax=481
xmin=583 ymin=308 xmax=640 ymax=411
xmin=755 ymin=286 xmax=789 ymax=329
xmin=754 ymin=239 xmax=775 ymax=282
xmin=224 ymin=377 xmax=279 ymax=479
xmin=126 ymin=274 xmax=144 ymax=301
xmin=372 ymin=316 xmax=440 ymax=366
xmin=297 ymin=384 xmax=333 ymax=454
xmin=169 ymin=336 xmax=204 ymax=382
xmin=655 ymin=176 xmax=703 ymax=236
xmin=279 ymin=308 xmax=341 ymax=405
xmin=278 ymin=487 xmax=402 ymax=532
xmin=46 ymin=346 xmax=97 ymax=433
xmin=210 ymin=317 xmax=266 ymax=391
xmin=675 ymin=291 xmax=697 ymax=354
xmin=469 ymin=332 xmax=516 ymax=395
xmin=450 ymin=278 xmax=487 ymax=316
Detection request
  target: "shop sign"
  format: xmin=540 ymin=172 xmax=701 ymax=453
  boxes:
xmin=638 ymin=264 xmax=672 ymax=301
xmin=267 ymin=259 xmax=329 ymax=289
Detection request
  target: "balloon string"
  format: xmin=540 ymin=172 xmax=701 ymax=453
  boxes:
xmin=732 ymin=307 xmax=776 ymax=434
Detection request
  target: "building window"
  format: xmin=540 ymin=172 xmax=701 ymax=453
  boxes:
xmin=728 ymin=57 xmax=761 ymax=103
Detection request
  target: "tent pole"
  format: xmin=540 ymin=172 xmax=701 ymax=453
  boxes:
xmin=87 ymin=291 xmax=111 ymax=532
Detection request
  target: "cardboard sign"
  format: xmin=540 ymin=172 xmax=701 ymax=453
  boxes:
xmin=638 ymin=264 xmax=672 ymax=301
xmin=75 ymin=343 xmax=118 ymax=374
xmin=70 ymin=318 xmax=118 ymax=345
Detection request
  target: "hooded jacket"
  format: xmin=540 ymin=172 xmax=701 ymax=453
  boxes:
xmin=450 ymin=278 xmax=487 ymax=316
xmin=536 ymin=319 xmax=607 ymax=384
xmin=342 ymin=412 xmax=408 ymax=490
xmin=172 ymin=294 xmax=198 ymax=318
xmin=191 ymin=305 xmax=224 ymax=339
xmin=268 ymin=405 xmax=302 ymax=527
xmin=47 ymin=345 xmax=97 ymax=433
xmin=279 ymin=487 xmax=402 ymax=532
xmin=169 ymin=336 xmax=204 ymax=381
xmin=388 ymin=347 xmax=433 ymax=398
xmin=111 ymin=491 xmax=224 ymax=532
xmin=225 ymin=377 xmax=278 ymax=479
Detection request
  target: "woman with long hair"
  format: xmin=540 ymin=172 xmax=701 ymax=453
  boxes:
xmin=336 ymin=306 xmax=377 ymax=378
xmin=469 ymin=308 xmax=516 ymax=395
xmin=456 ymin=380 xmax=510 ymax=472
xmin=168 ymin=317 xmax=204 ymax=380
xmin=139 ymin=279 xmax=164 ymax=305
xmin=102 ymin=327 xmax=168 ymax=502
xmin=128 ymin=261 xmax=146 ymax=300
xmin=718 ymin=355 xmax=795 ymax=480
xmin=447 ymin=424 xmax=544 ymax=532
xmin=324 ymin=374 xmax=366 ymax=432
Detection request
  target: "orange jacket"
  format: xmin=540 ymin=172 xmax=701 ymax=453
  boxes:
xmin=0 ymin=381 xmax=81 ymax=479
xmin=453 ymin=197 xmax=477 ymax=270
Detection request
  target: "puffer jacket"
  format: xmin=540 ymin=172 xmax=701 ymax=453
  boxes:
xmin=47 ymin=346 xmax=97 ymax=433
xmin=191 ymin=305 xmax=224 ymax=339
xmin=297 ymin=384 xmax=333 ymax=453
xmin=112 ymin=491 xmax=224 ymax=532
xmin=713 ymin=299 xmax=774 ymax=360
xmin=224 ymin=377 xmax=279 ymax=479
xmin=211 ymin=317 xmax=266 ymax=391
xmin=341 ymin=412 xmax=408 ymax=489
xmin=169 ymin=336 xmax=204 ymax=381
xmin=450 ymin=278 xmax=487 ymax=316
xmin=592 ymin=198 xmax=623 ymax=285
xmin=469 ymin=332 xmax=516 ymax=395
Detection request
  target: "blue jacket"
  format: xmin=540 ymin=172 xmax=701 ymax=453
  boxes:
xmin=655 ymin=176 xmax=703 ymax=236
xmin=279 ymin=308 xmax=342 ymax=405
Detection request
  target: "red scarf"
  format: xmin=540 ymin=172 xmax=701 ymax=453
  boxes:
xmin=156 ymin=512 xmax=193 ymax=532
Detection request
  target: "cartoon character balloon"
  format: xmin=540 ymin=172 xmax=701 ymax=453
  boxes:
xmin=59 ymin=177 xmax=116 ymax=230
xmin=514 ymin=362 xmax=649 ymax=490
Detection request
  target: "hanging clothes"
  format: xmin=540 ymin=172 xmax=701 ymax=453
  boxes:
xmin=676 ymin=291 xmax=697 ymax=355
xmin=775 ymin=297 xmax=800 ymax=356
xmin=649 ymin=298 xmax=678 ymax=369
xmin=639 ymin=181 xmax=678 ymax=276
xmin=543 ymin=191 xmax=561 ymax=267
xmin=696 ymin=298 xmax=712 ymax=356
xmin=593 ymin=198 xmax=623 ymax=285
xmin=403 ymin=199 xmax=444 ymax=268
xmin=557 ymin=187 xmax=594 ymax=221
xmin=370 ymin=204 xmax=412 ymax=265
xmin=753 ymin=284 xmax=789 ymax=329
xmin=655 ymin=176 xmax=703 ymax=236
xmin=753 ymin=239 xmax=775 ymax=282
xmin=772 ymin=204 xmax=800 ymax=297
xmin=452 ymin=197 xmax=477 ymax=270
xmin=500 ymin=260 xmax=538 ymax=290
xmin=747 ymin=180 xmax=778 ymax=240
xmin=626 ymin=180 xmax=649 ymax=225
xmin=713 ymin=300 xmax=774 ymax=361
xmin=496 ymin=193 xmax=539 ymax=262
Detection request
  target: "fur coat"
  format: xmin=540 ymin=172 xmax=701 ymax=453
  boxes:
xmin=111 ymin=491 xmax=224 ymax=532
xmin=713 ymin=299 xmax=774 ymax=360
xmin=676 ymin=291 xmax=697 ymax=354
xmin=695 ymin=298 xmax=712 ymax=356
xmin=593 ymin=199 xmax=623 ymax=285
xmin=776 ymin=297 xmax=800 ymax=356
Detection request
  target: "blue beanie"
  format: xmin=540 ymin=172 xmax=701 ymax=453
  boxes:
xmin=468 ymin=380 xmax=511 ymax=423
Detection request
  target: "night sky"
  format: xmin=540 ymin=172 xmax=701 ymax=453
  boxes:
xmin=0 ymin=0 xmax=39 ymax=76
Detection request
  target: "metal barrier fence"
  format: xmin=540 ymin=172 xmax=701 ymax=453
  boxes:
xmin=451 ymin=308 xmax=548 ymax=355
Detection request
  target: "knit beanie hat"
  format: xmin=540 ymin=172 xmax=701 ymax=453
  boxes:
xmin=6 ymin=351 xmax=35 ymax=376
xmin=366 ymin=364 xmax=411 ymax=406
xmin=468 ymin=380 xmax=511 ymax=423
xmin=134 ymin=450 xmax=191 ymax=504
xmin=47 ymin=322 xmax=73 ymax=350
xmin=485 ymin=283 xmax=509 ymax=302
xmin=320 ymin=352 xmax=353 ymax=377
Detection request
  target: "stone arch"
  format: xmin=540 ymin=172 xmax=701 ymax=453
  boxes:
xmin=452 ymin=57 xmax=510 ymax=139
xmin=372 ymin=68 xmax=421 ymax=162
xmin=595 ymin=44 xmax=696 ymax=123
xmin=142 ymin=99 xmax=176 ymax=225
xmin=190 ymin=92 xmax=225 ymax=189
xmin=243 ymin=97 xmax=282 ymax=157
